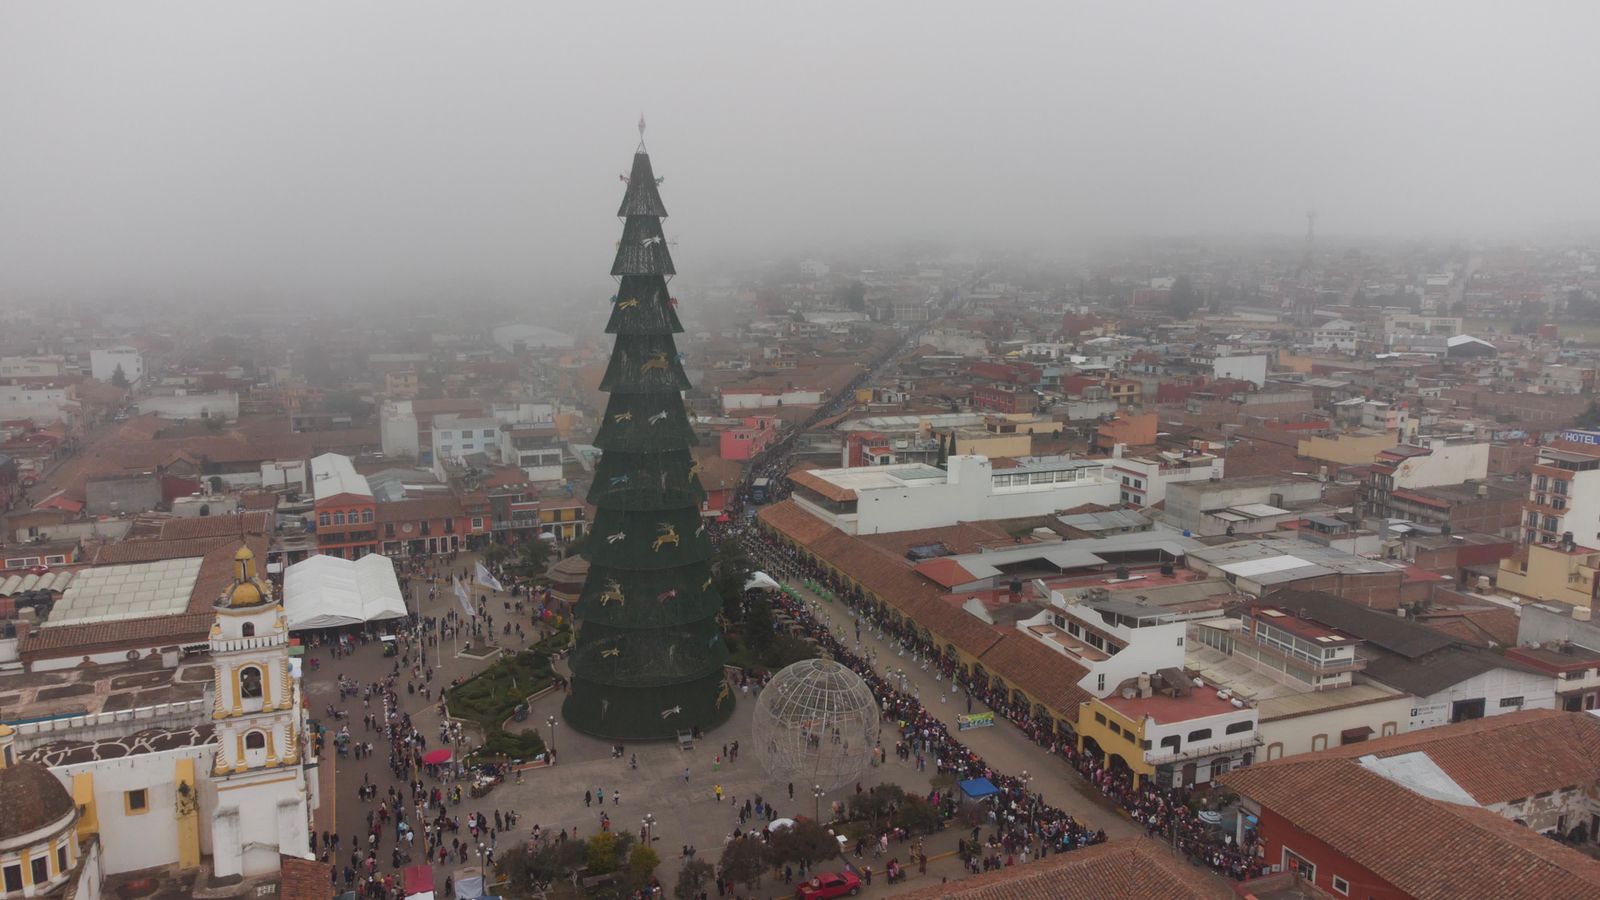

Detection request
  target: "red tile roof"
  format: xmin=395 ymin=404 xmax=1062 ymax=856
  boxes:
xmin=20 ymin=612 xmax=215 ymax=657
xmin=787 ymin=468 xmax=856 ymax=502
xmin=758 ymin=500 xmax=1101 ymax=716
xmin=896 ymin=836 xmax=1230 ymax=899
xmin=1222 ymin=756 xmax=1600 ymax=900
xmin=375 ymin=496 xmax=465 ymax=523
xmin=977 ymin=633 xmax=1091 ymax=717
xmin=1246 ymin=708 xmax=1600 ymax=806
xmin=913 ymin=557 xmax=979 ymax=589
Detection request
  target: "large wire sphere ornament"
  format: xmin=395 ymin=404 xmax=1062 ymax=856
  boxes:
xmin=753 ymin=657 xmax=881 ymax=792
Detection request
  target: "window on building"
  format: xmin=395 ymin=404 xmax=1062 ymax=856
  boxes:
xmin=1160 ymin=735 xmax=1181 ymax=751
xmin=1108 ymin=721 xmax=1122 ymax=736
xmin=482 ymin=430 xmax=495 ymax=438
xmin=30 ymin=857 xmax=47 ymax=886
xmin=334 ymin=512 xmax=346 ymax=525
xmin=242 ymin=622 xmax=254 ymax=637
xmin=4 ymin=864 xmax=23 ymax=892
xmin=362 ymin=509 xmax=373 ymax=523
xmin=240 ymin=666 xmax=263 ymax=699
xmin=318 ymin=512 xmax=331 ymax=528
xmin=125 ymin=788 xmax=149 ymax=814
xmin=1331 ymin=875 xmax=1350 ymax=896
xmin=1093 ymin=712 xmax=1107 ymax=726
xmin=1311 ymin=734 xmax=1328 ymax=752
xmin=1500 ymin=696 xmax=1525 ymax=708
xmin=1282 ymin=848 xmax=1315 ymax=883
xmin=472 ymin=517 xmax=484 ymax=529
xmin=1096 ymin=673 xmax=1106 ymax=692
xmin=1186 ymin=728 xmax=1212 ymax=743
xmin=1225 ymin=720 xmax=1253 ymax=735
xmin=245 ymin=731 xmax=266 ymax=750
xmin=385 ymin=524 xmax=396 ymax=538
xmin=56 ymin=845 xmax=67 ymax=875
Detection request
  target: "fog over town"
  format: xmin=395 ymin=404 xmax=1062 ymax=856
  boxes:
xmin=4 ymin=5 xmax=1600 ymax=900
xmin=4 ymin=2 xmax=1599 ymax=309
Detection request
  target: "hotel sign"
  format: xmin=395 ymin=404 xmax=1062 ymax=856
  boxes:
xmin=1559 ymin=430 xmax=1600 ymax=445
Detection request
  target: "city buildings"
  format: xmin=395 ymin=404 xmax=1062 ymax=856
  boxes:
xmin=789 ymin=455 xmax=1119 ymax=536
xmin=88 ymin=347 xmax=143 ymax=385
xmin=1223 ymin=711 xmax=1600 ymax=898
xmin=309 ymin=453 xmax=377 ymax=559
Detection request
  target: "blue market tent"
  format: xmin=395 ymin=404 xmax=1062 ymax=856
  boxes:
xmin=959 ymin=777 xmax=999 ymax=800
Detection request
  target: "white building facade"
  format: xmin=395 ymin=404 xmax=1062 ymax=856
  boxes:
xmin=88 ymin=348 xmax=143 ymax=385
xmin=791 ymin=455 xmax=1120 ymax=536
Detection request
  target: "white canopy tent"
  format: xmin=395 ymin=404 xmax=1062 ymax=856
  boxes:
xmin=745 ymin=571 xmax=782 ymax=592
xmin=283 ymin=553 xmax=407 ymax=630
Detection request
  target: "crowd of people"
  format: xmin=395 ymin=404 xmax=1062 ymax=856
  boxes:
xmin=734 ymin=526 xmax=1270 ymax=882
xmin=307 ymin=574 xmax=547 ymax=898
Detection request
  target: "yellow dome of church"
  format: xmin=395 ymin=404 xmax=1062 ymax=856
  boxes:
xmin=219 ymin=545 xmax=271 ymax=608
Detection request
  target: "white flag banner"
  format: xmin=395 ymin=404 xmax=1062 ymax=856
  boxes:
xmin=454 ymin=576 xmax=473 ymax=618
xmin=474 ymin=561 xmax=504 ymax=593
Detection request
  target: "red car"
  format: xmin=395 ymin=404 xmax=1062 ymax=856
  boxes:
xmin=795 ymin=871 xmax=861 ymax=899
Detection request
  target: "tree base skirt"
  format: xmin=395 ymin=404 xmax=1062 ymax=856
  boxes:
xmin=562 ymin=670 xmax=735 ymax=741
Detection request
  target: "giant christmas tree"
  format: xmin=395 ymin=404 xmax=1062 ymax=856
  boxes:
xmin=562 ymin=129 xmax=733 ymax=740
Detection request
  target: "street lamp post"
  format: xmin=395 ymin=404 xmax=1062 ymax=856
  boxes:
xmin=546 ymin=715 xmax=557 ymax=763
xmin=813 ymin=784 xmax=826 ymax=821
xmin=642 ymin=813 xmax=656 ymax=844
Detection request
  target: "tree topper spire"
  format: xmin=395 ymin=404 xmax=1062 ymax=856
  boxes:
xmin=637 ymin=114 xmax=647 ymax=151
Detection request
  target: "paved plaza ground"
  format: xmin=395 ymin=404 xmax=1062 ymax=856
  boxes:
xmin=305 ymin=552 xmax=1212 ymax=897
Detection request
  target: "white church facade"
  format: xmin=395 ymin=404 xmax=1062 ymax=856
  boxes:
xmin=1 ymin=546 xmax=318 ymax=898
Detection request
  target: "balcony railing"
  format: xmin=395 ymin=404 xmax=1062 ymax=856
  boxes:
xmin=1145 ymin=733 xmax=1262 ymax=767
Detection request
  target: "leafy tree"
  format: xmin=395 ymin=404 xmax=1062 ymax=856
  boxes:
xmin=510 ymin=538 xmax=552 ymax=580
xmin=891 ymin=795 xmax=944 ymax=835
xmin=674 ymin=859 xmax=714 ymax=900
xmin=321 ymin=390 xmax=368 ymax=419
xmin=718 ymin=836 xmax=767 ymax=890
xmin=835 ymin=280 xmax=867 ymax=312
xmin=743 ymin=592 xmax=776 ymax=655
xmin=498 ymin=838 xmax=588 ymax=887
xmin=763 ymin=633 xmax=817 ymax=670
xmin=1167 ymin=275 xmax=1201 ymax=320
xmin=713 ymin=541 xmax=755 ymax=621
xmin=626 ymin=844 xmax=661 ymax=887
xmin=765 ymin=819 xmax=840 ymax=869
xmin=483 ymin=542 xmax=512 ymax=567
xmin=587 ymin=831 xmax=622 ymax=875
xmin=848 ymin=784 xmax=907 ymax=831
xmin=110 ymin=364 xmax=130 ymax=388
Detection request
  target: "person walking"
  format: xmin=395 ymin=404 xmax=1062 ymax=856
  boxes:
xmin=714 ymin=784 xmax=724 ymax=803
xmin=584 ymin=790 xmax=592 ymax=808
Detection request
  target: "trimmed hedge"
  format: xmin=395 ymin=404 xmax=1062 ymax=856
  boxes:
xmin=447 ymin=629 xmax=567 ymax=760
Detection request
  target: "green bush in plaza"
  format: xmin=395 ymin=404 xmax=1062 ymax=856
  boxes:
xmin=447 ymin=628 xmax=568 ymax=760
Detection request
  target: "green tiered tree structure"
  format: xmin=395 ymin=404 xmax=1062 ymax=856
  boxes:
xmin=562 ymin=132 xmax=734 ymax=740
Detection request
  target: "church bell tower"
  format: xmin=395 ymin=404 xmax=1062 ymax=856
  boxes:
xmin=207 ymin=545 xmax=311 ymax=876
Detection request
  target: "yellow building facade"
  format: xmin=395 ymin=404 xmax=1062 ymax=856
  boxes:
xmin=1497 ymin=542 xmax=1600 ymax=609
xmin=1076 ymin=698 xmax=1155 ymax=785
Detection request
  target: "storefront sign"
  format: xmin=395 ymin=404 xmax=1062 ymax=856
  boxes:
xmin=1408 ymin=701 xmax=1449 ymax=730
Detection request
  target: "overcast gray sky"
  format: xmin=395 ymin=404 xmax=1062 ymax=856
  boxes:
xmin=2 ymin=2 xmax=1597 ymax=305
